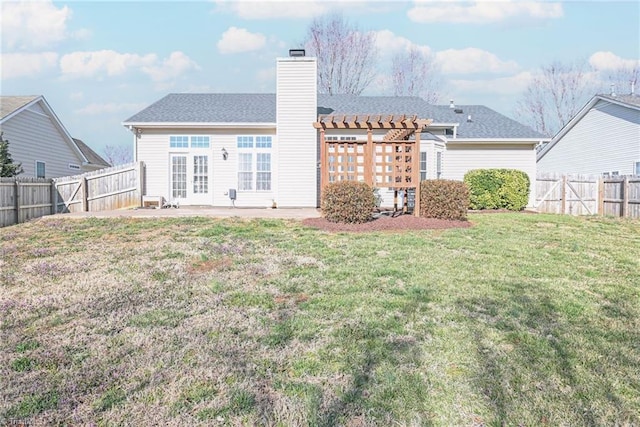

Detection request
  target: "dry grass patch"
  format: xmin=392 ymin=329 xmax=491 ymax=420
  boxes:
xmin=0 ymin=214 xmax=638 ymax=426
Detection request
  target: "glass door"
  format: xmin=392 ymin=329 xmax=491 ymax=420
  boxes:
xmin=170 ymin=154 xmax=211 ymax=205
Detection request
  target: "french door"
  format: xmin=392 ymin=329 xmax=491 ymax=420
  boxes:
xmin=170 ymin=153 xmax=211 ymax=205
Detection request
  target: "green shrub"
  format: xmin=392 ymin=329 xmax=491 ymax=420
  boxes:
xmin=419 ymin=180 xmax=469 ymax=221
xmin=321 ymin=180 xmax=376 ymax=224
xmin=464 ymin=169 xmax=530 ymax=211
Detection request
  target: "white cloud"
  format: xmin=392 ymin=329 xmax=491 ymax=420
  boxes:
xmin=214 ymin=0 xmax=330 ymax=19
xmin=436 ymin=48 xmax=519 ymax=74
xmin=142 ymin=51 xmax=200 ymax=82
xmin=60 ymin=50 xmax=157 ymax=79
xmin=0 ymin=0 xmax=79 ymax=50
xmin=409 ymin=0 xmax=563 ymax=24
xmin=217 ymin=27 xmax=267 ymax=54
xmin=75 ymin=102 xmax=148 ymax=115
xmin=589 ymin=51 xmax=640 ymax=71
xmin=1 ymin=52 xmax=58 ymax=79
xmin=374 ymin=30 xmax=432 ymax=58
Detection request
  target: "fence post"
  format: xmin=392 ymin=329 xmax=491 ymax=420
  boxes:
xmin=14 ymin=179 xmax=20 ymax=224
xmin=137 ymin=161 xmax=144 ymax=207
xmin=82 ymin=177 xmax=89 ymax=212
xmin=622 ymin=176 xmax=629 ymax=218
xmin=561 ymin=175 xmax=567 ymax=214
xmin=598 ymin=177 xmax=604 ymax=216
xmin=50 ymin=180 xmax=57 ymax=214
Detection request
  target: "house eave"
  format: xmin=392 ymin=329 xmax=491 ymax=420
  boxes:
xmin=448 ymin=138 xmax=548 ymax=145
xmin=122 ymin=121 xmax=277 ymax=130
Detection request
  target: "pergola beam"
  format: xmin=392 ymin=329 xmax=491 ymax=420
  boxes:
xmin=313 ymin=114 xmax=431 ymax=130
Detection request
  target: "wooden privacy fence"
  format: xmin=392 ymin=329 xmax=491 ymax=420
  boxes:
xmin=535 ymin=172 xmax=640 ymax=219
xmin=0 ymin=177 xmax=54 ymax=227
xmin=0 ymin=162 xmax=144 ymax=227
xmin=53 ymin=162 xmax=144 ymax=214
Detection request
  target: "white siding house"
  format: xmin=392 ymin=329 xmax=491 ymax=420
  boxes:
xmin=0 ymin=95 xmax=110 ymax=178
xmin=537 ymin=94 xmax=640 ymax=176
xmin=124 ymin=52 xmax=546 ymax=208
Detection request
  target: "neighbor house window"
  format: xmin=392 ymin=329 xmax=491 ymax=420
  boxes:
xmin=420 ymin=152 xmax=427 ymax=181
xmin=237 ymin=136 xmax=272 ymax=191
xmin=36 ymin=161 xmax=45 ymax=178
xmin=169 ymin=136 xmax=189 ymax=148
xmin=635 ymin=161 xmax=640 ymax=175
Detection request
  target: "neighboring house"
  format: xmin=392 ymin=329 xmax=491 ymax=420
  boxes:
xmin=0 ymin=95 xmax=110 ymax=178
xmin=123 ymin=53 xmax=546 ymax=208
xmin=537 ymin=94 xmax=640 ymax=176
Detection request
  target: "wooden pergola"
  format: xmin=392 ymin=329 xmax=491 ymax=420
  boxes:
xmin=313 ymin=114 xmax=432 ymax=216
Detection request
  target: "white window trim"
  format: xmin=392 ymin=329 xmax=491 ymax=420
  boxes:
xmin=236 ymin=135 xmax=272 ymax=192
xmin=169 ymin=135 xmax=211 ymax=150
xmin=35 ymin=160 xmax=46 ymax=179
xmin=634 ymin=160 xmax=640 ymax=176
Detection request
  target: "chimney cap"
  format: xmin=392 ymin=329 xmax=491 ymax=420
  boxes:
xmin=289 ymin=49 xmax=306 ymax=57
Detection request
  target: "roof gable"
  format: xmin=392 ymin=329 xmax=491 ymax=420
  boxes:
xmin=537 ymin=94 xmax=640 ymax=161
xmin=1 ymin=95 xmax=89 ymax=164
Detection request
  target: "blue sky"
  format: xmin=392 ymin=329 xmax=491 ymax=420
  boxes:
xmin=1 ymin=0 xmax=639 ymax=159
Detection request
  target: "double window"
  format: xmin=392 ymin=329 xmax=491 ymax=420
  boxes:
xmin=169 ymin=135 xmax=210 ymax=149
xmin=237 ymin=136 xmax=272 ymax=191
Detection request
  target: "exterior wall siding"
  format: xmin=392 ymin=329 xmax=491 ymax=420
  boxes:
xmin=1 ymin=107 xmax=84 ymax=178
xmin=276 ymin=57 xmax=318 ymax=207
xmin=137 ymin=127 xmax=276 ymax=207
xmin=538 ymin=101 xmax=640 ymax=175
xmin=444 ymin=143 xmax=537 ymax=206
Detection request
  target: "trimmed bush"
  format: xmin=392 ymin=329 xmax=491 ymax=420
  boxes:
xmin=419 ymin=179 xmax=469 ymax=221
xmin=321 ymin=180 xmax=376 ymax=224
xmin=464 ymin=169 xmax=530 ymax=211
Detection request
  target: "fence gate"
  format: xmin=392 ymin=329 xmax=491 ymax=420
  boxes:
xmin=536 ymin=172 xmax=640 ymax=219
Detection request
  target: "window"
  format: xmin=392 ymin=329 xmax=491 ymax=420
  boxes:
xmin=420 ymin=152 xmax=427 ymax=181
xmin=170 ymin=136 xmax=189 ymax=148
xmin=190 ymin=136 xmax=210 ymax=149
xmin=171 ymin=156 xmax=187 ymax=198
xmin=193 ymin=155 xmax=208 ymax=194
xmin=635 ymin=161 xmax=640 ymax=176
xmin=237 ymin=136 xmax=272 ymax=191
xmin=36 ymin=161 xmax=45 ymax=178
xmin=436 ymin=152 xmax=442 ymax=178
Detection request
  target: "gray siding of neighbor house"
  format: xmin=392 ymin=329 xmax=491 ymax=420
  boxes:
xmin=1 ymin=104 xmax=84 ymax=178
xmin=538 ymin=100 xmax=640 ymax=175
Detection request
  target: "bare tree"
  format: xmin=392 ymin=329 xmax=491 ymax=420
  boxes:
xmin=515 ymin=60 xmax=595 ymax=137
xmin=302 ymin=13 xmax=377 ymax=95
xmin=602 ymin=65 xmax=639 ymax=96
xmin=103 ymin=144 xmax=132 ymax=166
xmin=391 ymin=47 xmax=441 ymax=103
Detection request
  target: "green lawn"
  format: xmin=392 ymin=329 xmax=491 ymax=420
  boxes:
xmin=0 ymin=213 xmax=638 ymax=426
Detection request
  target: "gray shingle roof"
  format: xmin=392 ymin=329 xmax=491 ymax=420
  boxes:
xmin=124 ymin=93 xmax=544 ymax=139
xmin=597 ymin=94 xmax=640 ymax=108
xmin=1 ymin=96 xmax=39 ymax=120
xmin=124 ymin=93 xmax=276 ymax=123
xmin=73 ymin=138 xmax=111 ymax=167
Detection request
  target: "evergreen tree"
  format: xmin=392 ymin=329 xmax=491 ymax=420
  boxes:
xmin=0 ymin=132 xmax=23 ymax=177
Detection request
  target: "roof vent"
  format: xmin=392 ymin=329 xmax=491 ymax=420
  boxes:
xmin=610 ymin=83 xmax=616 ymax=97
xmin=289 ymin=49 xmax=305 ymax=57
xmin=632 ymin=81 xmax=635 ymax=96
xmin=467 ymin=115 xmax=472 ymax=122
xmin=454 ymin=108 xmax=463 ymax=114
xmin=449 ymin=100 xmax=455 ymax=109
